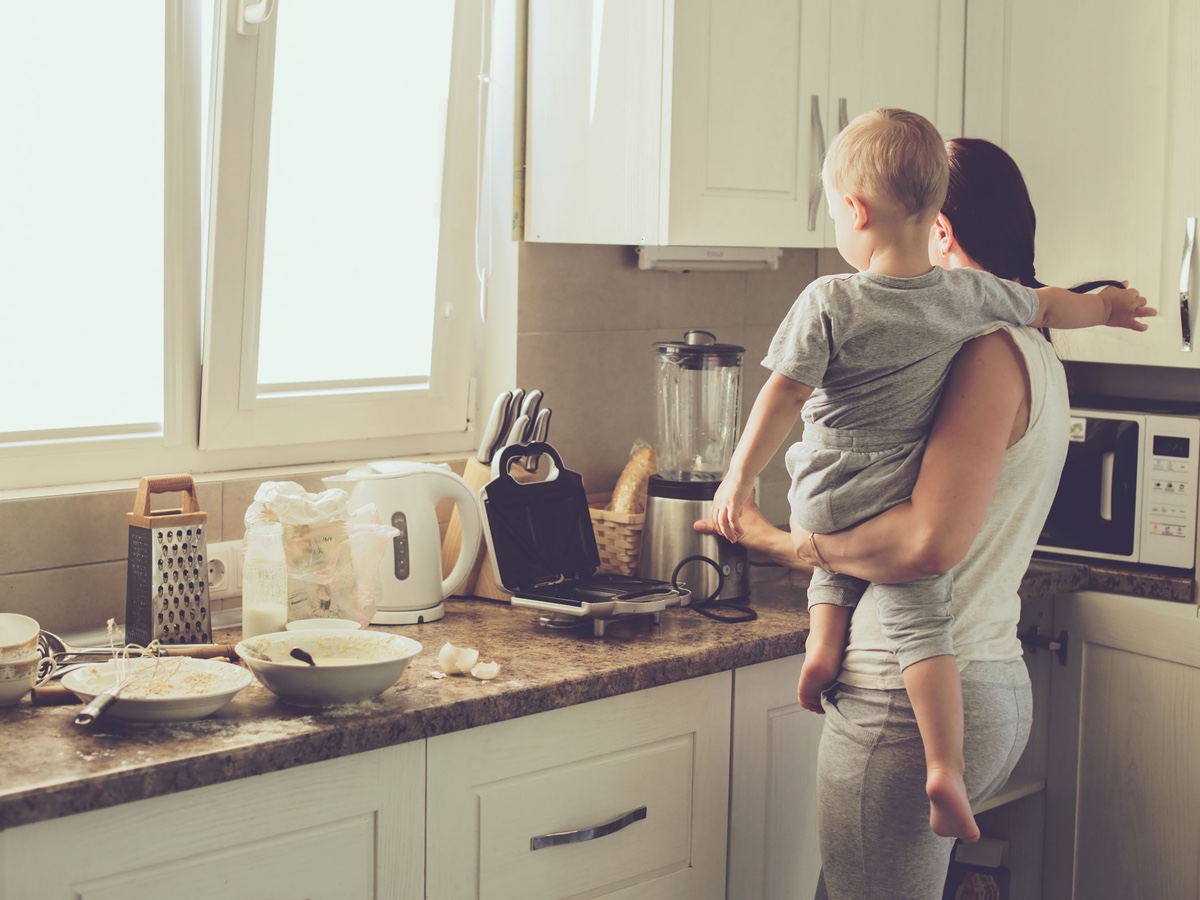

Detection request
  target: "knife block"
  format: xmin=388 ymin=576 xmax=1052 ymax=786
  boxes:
xmin=441 ymin=457 xmax=494 ymax=596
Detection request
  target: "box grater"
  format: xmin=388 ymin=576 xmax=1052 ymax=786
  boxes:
xmin=124 ymin=474 xmax=212 ymax=647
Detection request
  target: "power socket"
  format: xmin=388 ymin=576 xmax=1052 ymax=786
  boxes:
xmin=207 ymin=540 xmax=243 ymax=600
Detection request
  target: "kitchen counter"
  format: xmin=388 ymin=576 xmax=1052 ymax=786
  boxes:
xmin=0 ymin=560 xmax=1088 ymax=832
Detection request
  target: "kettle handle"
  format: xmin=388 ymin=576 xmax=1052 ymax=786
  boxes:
xmin=428 ymin=468 xmax=483 ymax=599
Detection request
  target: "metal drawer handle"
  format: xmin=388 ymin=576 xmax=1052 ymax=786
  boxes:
xmin=529 ymin=805 xmax=647 ymax=851
xmin=807 ymin=96 xmax=828 ymax=231
xmin=1180 ymin=217 xmax=1196 ymax=352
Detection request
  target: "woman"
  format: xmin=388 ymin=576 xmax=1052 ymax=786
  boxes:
xmin=701 ymin=138 xmax=1147 ymax=899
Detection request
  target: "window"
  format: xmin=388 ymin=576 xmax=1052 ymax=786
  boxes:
xmin=0 ymin=0 xmax=493 ymax=490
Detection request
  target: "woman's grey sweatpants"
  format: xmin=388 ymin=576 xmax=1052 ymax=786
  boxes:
xmin=812 ymin=661 xmax=1032 ymax=900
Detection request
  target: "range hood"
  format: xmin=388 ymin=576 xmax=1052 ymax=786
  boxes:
xmin=635 ymin=246 xmax=782 ymax=273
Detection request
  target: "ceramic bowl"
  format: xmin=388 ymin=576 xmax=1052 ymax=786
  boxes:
xmin=234 ymin=630 xmax=422 ymax=707
xmin=0 ymin=654 xmax=40 ymax=706
xmin=285 ymin=618 xmax=361 ymax=632
xmin=0 ymin=613 xmax=39 ymax=662
xmin=61 ymin=658 xmax=254 ymax=723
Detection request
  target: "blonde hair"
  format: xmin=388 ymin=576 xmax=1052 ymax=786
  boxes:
xmin=822 ymin=108 xmax=948 ymax=219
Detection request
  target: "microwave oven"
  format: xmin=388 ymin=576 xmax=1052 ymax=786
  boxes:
xmin=1037 ymin=405 xmax=1200 ymax=570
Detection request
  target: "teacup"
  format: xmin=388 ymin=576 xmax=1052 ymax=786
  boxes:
xmin=0 ymin=614 xmax=39 ymax=663
xmin=0 ymin=654 xmax=40 ymax=706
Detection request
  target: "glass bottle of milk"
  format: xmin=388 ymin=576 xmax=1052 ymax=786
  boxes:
xmin=242 ymin=522 xmax=289 ymax=638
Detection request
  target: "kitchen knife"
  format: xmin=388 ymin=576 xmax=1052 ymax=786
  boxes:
xmin=519 ymin=388 xmax=543 ymax=424
xmin=504 ymin=413 xmax=532 ymax=450
xmin=477 ymin=390 xmax=512 ymax=462
xmin=524 ymin=407 xmax=552 ymax=472
xmin=488 ymin=391 xmax=517 ymax=463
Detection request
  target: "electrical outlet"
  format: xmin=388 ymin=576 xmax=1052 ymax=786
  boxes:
xmin=207 ymin=540 xmax=243 ymax=600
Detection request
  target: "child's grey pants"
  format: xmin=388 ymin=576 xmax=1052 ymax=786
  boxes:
xmin=786 ymin=422 xmax=954 ymax=668
xmin=813 ymin=661 xmax=1032 ymax=900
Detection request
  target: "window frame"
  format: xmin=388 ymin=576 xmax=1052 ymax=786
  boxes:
xmin=0 ymin=0 xmax=502 ymax=493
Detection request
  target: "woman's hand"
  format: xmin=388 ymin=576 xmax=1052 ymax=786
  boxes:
xmin=789 ymin=516 xmax=819 ymax=568
xmin=1101 ymin=281 xmax=1155 ymax=331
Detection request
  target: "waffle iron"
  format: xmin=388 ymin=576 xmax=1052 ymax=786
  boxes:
xmin=480 ymin=442 xmax=687 ymax=636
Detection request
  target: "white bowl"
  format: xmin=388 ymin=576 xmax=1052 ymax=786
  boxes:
xmin=285 ymin=618 xmax=361 ymax=632
xmin=235 ymin=630 xmax=422 ymax=707
xmin=61 ymin=657 xmax=254 ymax=723
xmin=0 ymin=613 xmax=39 ymax=662
xmin=0 ymin=654 xmax=43 ymax=706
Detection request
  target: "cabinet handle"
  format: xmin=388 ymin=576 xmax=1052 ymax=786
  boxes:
xmin=807 ymin=96 xmax=827 ymax=231
xmin=838 ymin=97 xmax=849 ymax=132
xmin=529 ymin=805 xmax=647 ymax=851
xmin=1099 ymin=451 xmax=1114 ymax=522
xmin=1180 ymin=217 xmax=1196 ymax=352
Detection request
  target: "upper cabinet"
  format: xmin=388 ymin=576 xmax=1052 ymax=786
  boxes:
xmin=524 ymin=0 xmax=965 ymax=248
xmin=967 ymin=0 xmax=1200 ymax=368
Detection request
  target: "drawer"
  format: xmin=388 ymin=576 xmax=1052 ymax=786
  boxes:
xmin=426 ymin=672 xmax=731 ymax=900
xmin=479 ymin=734 xmax=692 ymax=896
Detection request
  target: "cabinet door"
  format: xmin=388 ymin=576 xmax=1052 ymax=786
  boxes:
xmin=0 ymin=745 xmax=423 ymax=900
xmin=727 ymin=655 xmax=824 ymax=900
xmin=967 ymin=0 xmax=1200 ymax=367
xmin=667 ymin=0 xmax=832 ymax=248
xmin=425 ymin=673 xmax=731 ymax=900
xmin=1044 ymin=591 xmax=1200 ymax=900
xmin=524 ymin=0 xmax=667 ymax=244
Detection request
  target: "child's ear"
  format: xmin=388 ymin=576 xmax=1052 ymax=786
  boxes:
xmin=931 ymin=212 xmax=954 ymax=255
xmin=845 ymin=194 xmax=870 ymax=230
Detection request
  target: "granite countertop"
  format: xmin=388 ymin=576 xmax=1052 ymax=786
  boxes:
xmin=0 ymin=559 xmax=1097 ymax=832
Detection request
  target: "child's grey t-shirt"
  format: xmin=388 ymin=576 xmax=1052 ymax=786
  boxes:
xmin=763 ymin=267 xmax=1039 ymax=432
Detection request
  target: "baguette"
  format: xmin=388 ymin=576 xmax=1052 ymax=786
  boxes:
xmin=607 ymin=446 xmax=656 ymax=515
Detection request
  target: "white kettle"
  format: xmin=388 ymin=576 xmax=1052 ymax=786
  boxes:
xmin=323 ymin=461 xmax=482 ymax=625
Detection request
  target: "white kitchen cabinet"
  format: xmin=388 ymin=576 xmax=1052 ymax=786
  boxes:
xmin=525 ymin=0 xmax=965 ymax=248
xmin=424 ymin=672 xmax=731 ymax=900
xmin=965 ymin=0 xmax=1200 ymax=367
xmin=727 ymin=654 xmax=824 ymax=900
xmin=1042 ymin=591 xmax=1200 ymax=899
xmin=0 ymin=744 xmax=424 ymax=900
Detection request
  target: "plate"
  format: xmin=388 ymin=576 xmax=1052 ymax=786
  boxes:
xmin=61 ymin=657 xmax=254 ymax=723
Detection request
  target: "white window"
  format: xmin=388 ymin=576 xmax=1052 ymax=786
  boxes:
xmin=0 ymin=0 xmax=494 ymax=491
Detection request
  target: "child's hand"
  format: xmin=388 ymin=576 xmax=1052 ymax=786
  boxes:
xmin=1102 ymin=281 xmax=1156 ymax=331
xmin=710 ymin=477 xmax=753 ymax=543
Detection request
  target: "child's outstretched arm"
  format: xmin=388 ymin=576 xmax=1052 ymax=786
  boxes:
xmin=1030 ymin=280 xmax=1155 ymax=330
xmin=710 ymin=371 xmax=812 ymax=543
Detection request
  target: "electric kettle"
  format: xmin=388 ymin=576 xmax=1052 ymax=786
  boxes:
xmin=323 ymin=461 xmax=482 ymax=624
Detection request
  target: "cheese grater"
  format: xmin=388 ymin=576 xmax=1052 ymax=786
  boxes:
xmin=124 ymin=474 xmax=212 ymax=647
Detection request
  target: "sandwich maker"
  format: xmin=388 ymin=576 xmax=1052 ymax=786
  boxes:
xmin=480 ymin=442 xmax=687 ymax=636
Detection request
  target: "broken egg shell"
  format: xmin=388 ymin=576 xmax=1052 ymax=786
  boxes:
xmin=437 ymin=642 xmax=480 ymax=675
xmin=470 ymin=661 xmax=501 ymax=681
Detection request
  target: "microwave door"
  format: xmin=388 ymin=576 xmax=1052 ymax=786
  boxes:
xmin=1040 ymin=418 xmax=1140 ymax=557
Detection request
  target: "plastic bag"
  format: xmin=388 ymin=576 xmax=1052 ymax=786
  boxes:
xmin=244 ymin=481 xmax=398 ymax=628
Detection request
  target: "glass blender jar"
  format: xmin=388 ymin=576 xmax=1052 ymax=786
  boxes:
xmin=640 ymin=331 xmax=750 ymax=602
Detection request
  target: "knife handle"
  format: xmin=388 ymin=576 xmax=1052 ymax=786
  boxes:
xmin=1181 ymin=217 xmax=1195 ymax=352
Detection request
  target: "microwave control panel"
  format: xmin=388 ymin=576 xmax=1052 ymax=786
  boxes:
xmin=1141 ymin=415 xmax=1200 ymax=568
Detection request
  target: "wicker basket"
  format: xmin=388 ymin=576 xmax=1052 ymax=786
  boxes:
xmin=587 ymin=493 xmax=645 ymax=576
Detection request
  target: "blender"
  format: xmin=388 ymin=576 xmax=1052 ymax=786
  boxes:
xmin=639 ymin=330 xmax=750 ymax=603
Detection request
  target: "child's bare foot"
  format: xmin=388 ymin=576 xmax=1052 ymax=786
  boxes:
xmin=927 ymin=764 xmax=980 ymax=842
xmin=797 ymin=646 xmax=840 ymax=713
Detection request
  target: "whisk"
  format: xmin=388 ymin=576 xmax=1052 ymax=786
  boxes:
xmin=74 ymin=656 xmax=183 ymax=726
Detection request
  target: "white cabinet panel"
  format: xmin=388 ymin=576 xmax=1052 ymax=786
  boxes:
xmin=0 ymin=745 xmax=424 ymax=900
xmin=426 ymin=672 xmax=731 ymax=900
xmin=728 ymin=654 xmax=824 ymax=900
xmin=1044 ymin=591 xmax=1200 ymax=899
xmin=527 ymin=0 xmax=965 ymax=249
xmin=967 ymin=0 xmax=1200 ymax=367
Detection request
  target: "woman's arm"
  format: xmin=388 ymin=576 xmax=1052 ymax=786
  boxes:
xmin=793 ymin=329 xmax=1029 ymax=583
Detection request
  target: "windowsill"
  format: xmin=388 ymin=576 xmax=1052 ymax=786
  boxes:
xmin=0 ymin=450 xmax=477 ymax=503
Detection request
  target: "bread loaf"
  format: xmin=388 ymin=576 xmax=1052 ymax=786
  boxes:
xmin=607 ymin=445 xmax=656 ymax=515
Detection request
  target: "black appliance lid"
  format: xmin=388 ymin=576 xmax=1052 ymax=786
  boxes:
xmin=480 ymin=442 xmax=599 ymax=589
xmin=654 ymin=330 xmax=744 ymax=368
